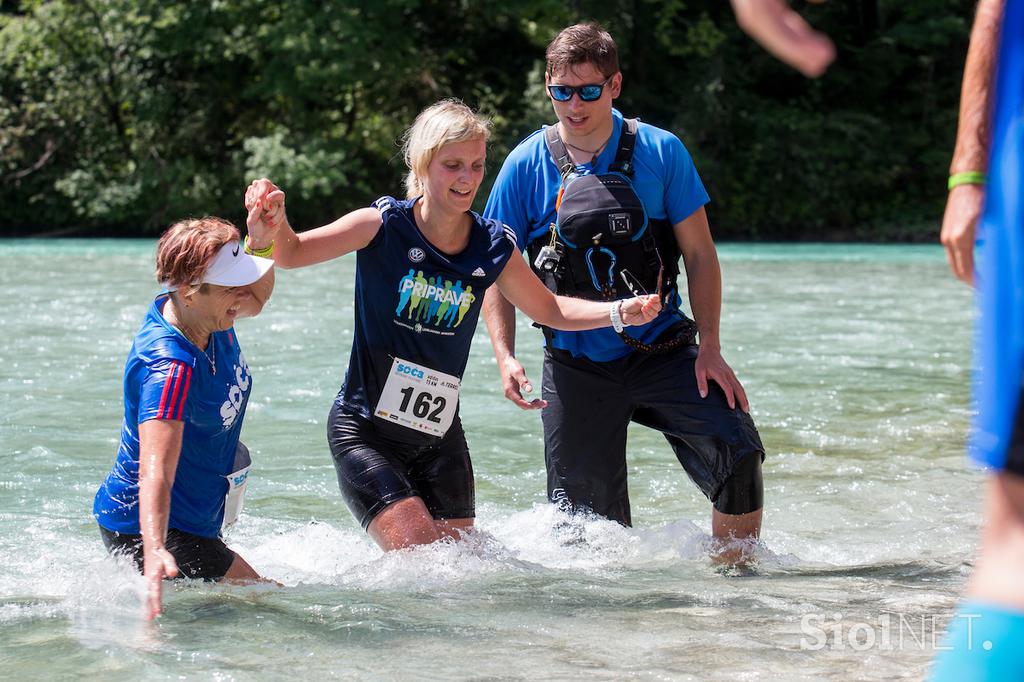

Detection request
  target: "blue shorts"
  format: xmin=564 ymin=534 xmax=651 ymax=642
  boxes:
xmin=931 ymin=602 xmax=1024 ymax=681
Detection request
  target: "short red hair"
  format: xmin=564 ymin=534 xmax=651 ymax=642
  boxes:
xmin=155 ymin=217 xmax=240 ymax=294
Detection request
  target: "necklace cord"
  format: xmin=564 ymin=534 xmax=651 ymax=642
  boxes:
xmin=563 ymin=138 xmax=609 ymax=165
xmin=164 ymin=299 xmax=217 ymax=373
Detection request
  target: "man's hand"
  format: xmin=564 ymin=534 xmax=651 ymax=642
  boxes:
xmin=940 ymin=184 xmax=985 ymax=285
xmin=938 ymin=0 xmax=1002 ymax=277
xmin=499 ymin=355 xmax=547 ymax=410
xmin=695 ymin=345 xmax=750 ymax=412
xmin=244 ymin=178 xmax=287 ymax=248
xmin=731 ymin=0 xmax=835 ymax=78
xmin=620 ymin=294 xmax=662 ymax=326
xmin=143 ymin=545 xmax=179 ymax=620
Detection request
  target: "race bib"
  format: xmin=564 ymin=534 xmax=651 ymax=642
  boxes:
xmin=222 ymin=442 xmax=252 ymax=532
xmin=374 ymin=357 xmax=460 ymax=437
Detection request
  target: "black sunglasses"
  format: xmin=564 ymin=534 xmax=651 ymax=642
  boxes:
xmin=547 ymin=76 xmax=613 ymax=103
xmin=621 ymin=264 xmax=664 ymax=300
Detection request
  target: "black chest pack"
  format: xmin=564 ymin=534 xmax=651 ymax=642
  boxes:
xmin=528 ymin=119 xmax=694 ymax=352
xmin=530 ymin=118 xmax=680 ymax=301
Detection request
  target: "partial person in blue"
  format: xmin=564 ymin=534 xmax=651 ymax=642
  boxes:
xmin=243 ymin=99 xmax=661 ymax=551
xmin=482 ymin=23 xmax=765 ymax=561
xmin=733 ymin=0 xmax=1024 ymax=676
xmin=93 ymin=217 xmax=275 ymax=620
xmin=933 ymin=0 xmax=1024 ymax=678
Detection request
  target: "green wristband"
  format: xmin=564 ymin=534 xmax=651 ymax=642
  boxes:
xmin=948 ymin=171 xmax=987 ymax=190
xmin=244 ymin=235 xmax=274 ymax=258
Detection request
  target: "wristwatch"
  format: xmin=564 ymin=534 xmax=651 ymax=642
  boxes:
xmin=610 ymin=301 xmax=624 ymax=333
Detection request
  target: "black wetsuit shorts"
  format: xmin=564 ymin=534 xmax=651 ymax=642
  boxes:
xmin=99 ymin=525 xmax=235 ymax=581
xmin=327 ymin=402 xmax=475 ymax=529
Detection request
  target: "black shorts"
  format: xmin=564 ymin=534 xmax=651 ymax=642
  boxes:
xmin=327 ymin=403 xmax=475 ymax=529
xmin=542 ymin=342 xmax=765 ymax=526
xmin=1011 ymin=410 xmax=1024 ymax=476
xmin=98 ymin=525 xmax=235 ymax=581
xmin=1004 ymin=395 xmax=1024 ymax=476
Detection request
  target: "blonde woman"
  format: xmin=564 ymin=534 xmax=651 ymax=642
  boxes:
xmin=244 ymin=99 xmax=660 ymax=550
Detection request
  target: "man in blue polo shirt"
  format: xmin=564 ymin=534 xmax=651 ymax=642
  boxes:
xmin=483 ymin=23 xmax=765 ymax=556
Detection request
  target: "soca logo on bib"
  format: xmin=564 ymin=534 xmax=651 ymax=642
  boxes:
xmin=397 ymin=362 xmax=425 ymax=379
xmin=408 ymin=247 xmax=425 ymax=263
xmin=220 ymin=352 xmax=251 ymax=428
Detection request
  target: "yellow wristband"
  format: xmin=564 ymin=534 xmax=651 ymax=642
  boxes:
xmin=948 ymin=171 xmax=986 ymax=190
xmin=244 ymin=235 xmax=274 ymax=258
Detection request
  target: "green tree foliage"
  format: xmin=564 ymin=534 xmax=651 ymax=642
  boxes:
xmin=0 ymin=0 xmax=977 ymax=239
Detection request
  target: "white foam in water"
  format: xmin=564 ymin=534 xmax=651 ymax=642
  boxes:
xmin=231 ymin=517 xmax=379 ymax=585
xmin=232 ymin=510 xmax=601 ymax=590
xmin=224 ymin=505 xmax=720 ymax=592
xmin=484 ymin=503 xmax=725 ymax=572
xmin=67 ymin=558 xmax=152 ymax=652
xmin=36 ymin=498 xmax=967 ymax=616
xmin=0 ymin=517 xmax=152 ymax=653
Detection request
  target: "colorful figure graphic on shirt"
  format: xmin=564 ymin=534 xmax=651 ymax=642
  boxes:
xmin=434 ymin=280 xmax=454 ymax=324
xmin=425 ymin=275 xmax=445 ymax=322
xmin=408 ymin=270 xmax=428 ymax=319
xmin=415 ymin=275 xmax=439 ymax=321
xmin=394 ymin=274 xmax=478 ymax=327
xmin=396 ymin=269 xmax=416 ymax=316
xmin=442 ymin=280 xmax=465 ymax=327
xmin=456 ymin=286 xmax=475 ymax=327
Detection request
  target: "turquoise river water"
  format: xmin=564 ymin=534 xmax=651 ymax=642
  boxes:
xmin=0 ymin=241 xmax=980 ymax=680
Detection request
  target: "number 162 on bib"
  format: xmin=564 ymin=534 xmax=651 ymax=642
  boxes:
xmin=374 ymin=357 xmax=460 ymax=436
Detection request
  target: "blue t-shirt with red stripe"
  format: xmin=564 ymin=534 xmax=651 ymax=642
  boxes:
xmin=93 ymin=294 xmax=252 ymax=538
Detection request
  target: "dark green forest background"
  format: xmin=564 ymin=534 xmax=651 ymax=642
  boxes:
xmin=0 ymin=0 xmax=977 ymax=240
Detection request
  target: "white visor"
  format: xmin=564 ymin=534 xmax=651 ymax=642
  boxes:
xmin=163 ymin=240 xmax=273 ymax=291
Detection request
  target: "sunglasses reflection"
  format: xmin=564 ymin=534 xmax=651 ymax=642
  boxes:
xmin=547 ymin=76 xmax=613 ymax=102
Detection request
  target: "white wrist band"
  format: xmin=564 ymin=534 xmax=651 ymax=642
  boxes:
xmin=610 ymin=301 xmax=624 ymax=333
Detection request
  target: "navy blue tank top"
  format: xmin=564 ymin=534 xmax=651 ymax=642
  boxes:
xmin=337 ymin=196 xmax=517 ymax=443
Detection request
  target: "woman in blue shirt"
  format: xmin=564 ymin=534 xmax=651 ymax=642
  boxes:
xmin=94 ymin=216 xmax=274 ymax=619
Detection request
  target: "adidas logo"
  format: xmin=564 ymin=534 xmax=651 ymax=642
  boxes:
xmin=471 ymin=267 xmax=486 ymax=277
